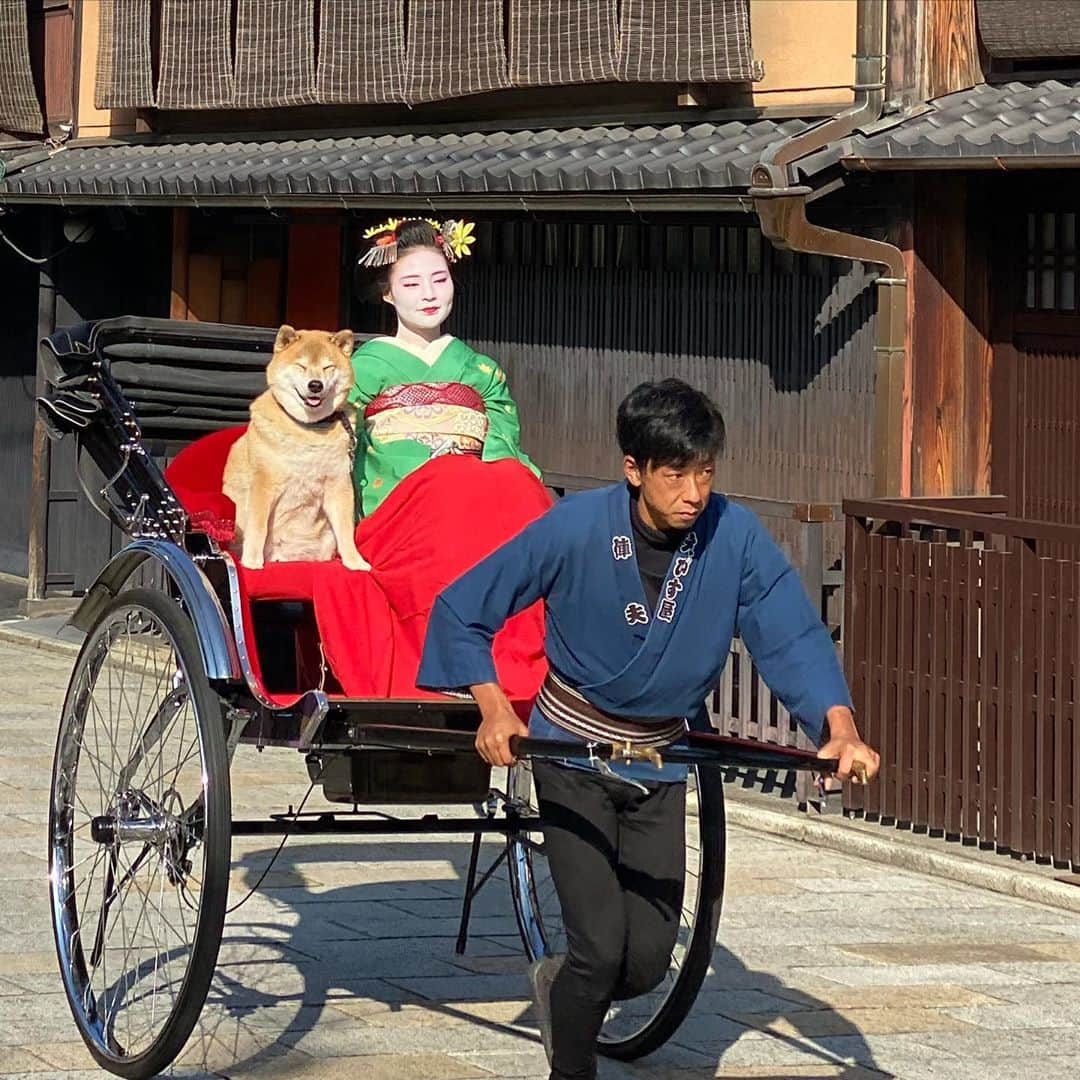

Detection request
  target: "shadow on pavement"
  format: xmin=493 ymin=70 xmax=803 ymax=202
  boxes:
xmin=176 ymin=838 xmax=887 ymax=1078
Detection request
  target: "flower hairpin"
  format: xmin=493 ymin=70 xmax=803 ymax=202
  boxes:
xmin=358 ymin=216 xmax=476 ymax=267
xmin=443 ymin=219 xmax=476 ymax=261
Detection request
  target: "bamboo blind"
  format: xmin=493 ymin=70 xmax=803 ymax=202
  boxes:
xmin=317 ymin=0 xmax=406 ymax=104
xmin=234 ymin=0 xmax=318 ymax=108
xmin=94 ymin=0 xmax=156 ymax=109
xmin=508 ymin=0 xmax=619 ymax=87
xmin=618 ymin=0 xmax=755 ymax=83
xmin=158 ymin=0 xmax=235 ymax=109
xmin=94 ymin=0 xmax=757 ymax=111
xmin=0 ymin=0 xmax=43 ymax=133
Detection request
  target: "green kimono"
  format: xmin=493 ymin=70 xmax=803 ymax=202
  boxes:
xmin=349 ymin=335 xmax=540 ymax=516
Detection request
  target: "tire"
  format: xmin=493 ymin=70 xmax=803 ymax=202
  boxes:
xmin=48 ymin=588 xmax=231 ymax=1078
xmin=505 ymin=761 xmax=726 ymax=1060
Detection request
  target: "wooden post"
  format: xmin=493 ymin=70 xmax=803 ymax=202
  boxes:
xmin=27 ymin=215 xmax=58 ymax=602
xmin=170 ymin=207 xmax=189 ymax=320
xmin=187 ymin=254 xmax=223 ymax=322
xmin=887 ymin=0 xmax=983 ymax=109
xmin=920 ymin=0 xmax=982 ymax=100
xmin=873 ymin=277 xmax=908 ymax=498
xmin=908 ymin=175 xmax=992 ymax=497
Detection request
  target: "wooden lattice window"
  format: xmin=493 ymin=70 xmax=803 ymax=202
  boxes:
xmin=1025 ymin=210 xmax=1079 ymax=312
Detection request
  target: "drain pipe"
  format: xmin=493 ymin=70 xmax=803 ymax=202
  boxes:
xmin=749 ymin=0 xmax=908 ymax=497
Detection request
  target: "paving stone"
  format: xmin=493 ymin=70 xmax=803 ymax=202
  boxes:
xmin=0 ymin=852 xmax=49 ymax=882
xmin=941 ymin=998 xmax=1080 ymax=1030
xmin=22 ymin=1041 xmax=98 ymax=1071
xmin=332 ymin=998 xmax=533 ymax=1028
xmin=797 ymin=963 xmax=1041 ymax=987
xmin=639 ymin=1013 xmax=756 ymax=1048
xmin=685 ymin=1068 xmax=886 ymax=1079
xmin=256 ymin=881 xmax=461 ymax=905
xmin=233 ymin=1051 xmax=493 ymax=1078
xmin=176 ymin=1020 xmax=300 ymax=1071
xmin=441 ymin=1047 xmax=556 ymax=1079
xmin=325 ymin=911 xmax=523 ymax=940
xmin=288 ymin=938 xmax=479 ymax=980
xmin=1 ymin=1073 xmax=217 ymax=1080
xmin=280 ymin=1019 xmax=539 ymax=1057
xmin=914 ymin=1026 xmax=1080 ymax=1059
xmin=386 ymin=972 xmax=532 ymax=1002
xmin=710 ymin=945 xmax=879 ymax=972
xmin=690 ymin=988 xmax=816 ymax=1015
xmin=665 ymin=1032 xmax=941 ymax=1073
xmin=1025 ymin=940 xmax=1080 ymax=961
xmin=0 ymin=1052 xmax=50 ymax=1074
xmin=717 ymin=876 xmax=801 ymax=898
xmin=982 ymin=959 xmax=1080 ymax=983
xmin=890 ymin=1056 xmax=1080 ymax=1080
xmin=763 ymin=983 xmax=1006 ymax=1010
xmin=839 ymin=941 xmax=1055 ymax=965
xmin=730 ymin=1005 xmax=973 ymax=1038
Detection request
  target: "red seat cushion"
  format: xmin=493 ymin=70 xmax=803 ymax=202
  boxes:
xmin=165 ymin=425 xmax=245 ymax=544
xmin=165 ymin=429 xmax=550 ymax=706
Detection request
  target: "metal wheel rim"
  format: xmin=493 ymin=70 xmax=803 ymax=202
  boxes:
xmin=50 ymin=601 xmax=213 ymax=1064
xmin=507 ymin=762 xmax=707 ymax=1043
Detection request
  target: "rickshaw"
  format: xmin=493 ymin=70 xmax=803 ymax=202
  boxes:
xmin=37 ymin=316 xmax=836 ymax=1078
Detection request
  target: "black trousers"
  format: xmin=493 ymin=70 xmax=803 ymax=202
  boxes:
xmin=532 ymin=760 xmax=686 ymax=1080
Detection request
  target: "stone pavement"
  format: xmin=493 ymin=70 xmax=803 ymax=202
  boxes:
xmin=3 ymin=637 xmax=1080 ymax=1080
xmin=0 ymin=578 xmax=25 ymax=622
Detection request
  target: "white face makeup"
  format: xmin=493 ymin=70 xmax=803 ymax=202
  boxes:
xmin=383 ymin=247 xmax=455 ymax=335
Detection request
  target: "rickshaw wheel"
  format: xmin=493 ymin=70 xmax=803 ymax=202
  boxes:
xmin=505 ymin=761 xmax=726 ymax=1061
xmin=48 ymin=588 xmax=231 ymax=1079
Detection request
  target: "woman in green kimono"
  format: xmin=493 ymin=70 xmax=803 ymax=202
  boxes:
xmin=350 ymin=217 xmax=539 ymax=516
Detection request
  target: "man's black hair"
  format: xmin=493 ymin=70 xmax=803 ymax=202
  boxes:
xmin=617 ymin=379 xmax=726 ymax=468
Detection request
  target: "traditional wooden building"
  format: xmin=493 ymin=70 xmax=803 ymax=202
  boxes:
xmin=1 ymin=0 xmax=1078 ymax=607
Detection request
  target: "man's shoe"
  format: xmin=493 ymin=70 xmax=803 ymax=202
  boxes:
xmin=529 ymin=952 xmax=564 ymax=1065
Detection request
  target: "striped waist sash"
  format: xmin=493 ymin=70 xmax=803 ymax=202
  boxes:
xmin=536 ymin=671 xmax=686 ymax=748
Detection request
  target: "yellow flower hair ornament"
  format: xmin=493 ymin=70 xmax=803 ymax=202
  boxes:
xmin=441 ymin=219 xmax=476 ymax=262
xmin=358 ymin=216 xmax=476 ymax=268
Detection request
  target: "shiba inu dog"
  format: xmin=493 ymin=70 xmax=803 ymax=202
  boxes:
xmin=223 ymin=325 xmax=370 ymax=571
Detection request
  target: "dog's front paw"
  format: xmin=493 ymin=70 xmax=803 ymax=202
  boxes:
xmin=341 ymin=550 xmax=371 ymax=572
xmin=240 ymin=551 xmax=265 ymax=570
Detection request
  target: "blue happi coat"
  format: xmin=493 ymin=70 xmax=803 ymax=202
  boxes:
xmin=417 ymin=483 xmax=851 ymax=767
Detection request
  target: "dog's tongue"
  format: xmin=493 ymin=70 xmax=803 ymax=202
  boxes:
xmin=305 ymin=395 xmax=323 ymax=408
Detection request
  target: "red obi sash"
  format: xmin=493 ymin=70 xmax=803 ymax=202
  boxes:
xmin=364 ymin=381 xmax=487 ymax=419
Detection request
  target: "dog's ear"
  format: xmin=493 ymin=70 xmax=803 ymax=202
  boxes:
xmin=330 ymin=329 xmax=355 ymax=356
xmin=274 ymin=325 xmax=299 ymax=352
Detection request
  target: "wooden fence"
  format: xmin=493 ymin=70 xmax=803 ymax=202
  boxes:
xmin=844 ymin=496 xmax=1080 ymax=869
xmin=705 ymin=495 xmax=840 ymax=804
xmin=708 ymin=635 xmax=822 ymax=802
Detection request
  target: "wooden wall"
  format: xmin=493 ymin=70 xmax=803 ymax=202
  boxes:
xmin=170 ymin=210 xmax=343 ymax=331
xmin=28 ymin=0 xmax=75 ymax=135
xmin=0 ymin=213 xmax=41 ymax=577
xmin=907 ymin=174 xmax=992 ymax=497
xmin=887 ymin=0 xmax=983 ymax=108
xmin=285 ymin=216 xmax=344 ymax=330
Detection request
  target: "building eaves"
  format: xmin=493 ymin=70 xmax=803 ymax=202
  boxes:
xmin=0 ymin=120 xmax=813 ymax=206
xmin=830 ymin=80 xmax=1080 ymax=171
